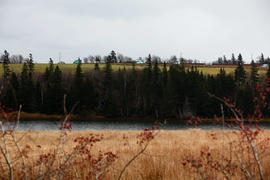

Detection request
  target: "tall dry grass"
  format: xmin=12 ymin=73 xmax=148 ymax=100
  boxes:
xmin=2 ymin=129 xmax=270 ymax=179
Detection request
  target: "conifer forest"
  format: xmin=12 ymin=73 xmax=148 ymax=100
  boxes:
xmin=1 ymin=50 xmax=269 ymax=121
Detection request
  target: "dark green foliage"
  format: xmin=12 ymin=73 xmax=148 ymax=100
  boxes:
xmin=94 ymin=63 xmax=100 ymax=70
xmin=162 ymin=62 xmax=168 ymax=86
xmin=28 ymin=53 xmax=34 ymax=78
xmin=235 ymin=84 xmax=254 ymax=116
xmin=152 ymin=60 xmax=162 ymax=118
xmin=19 ymin=63 xmax=34 ymax=112
xmin=2 ymin=50 xmax=11 ymax=80
xmin=49 ymin=58 xmax=54 ymax=72
xmin=2 ymin=52 xmax=270 ymax=119
xmin=101 ymin=62 xmax=116 ymax=116
xmin=234 ymin=53 xmax=246 ymax=87
xmin=110 ymin=50 xmax=117 ymax=63
xmin=231 ymin=53 xmax=236 ymax=64
xmin=267 ymin=63 xmax=270 ymax=79
xmin=40 ymin=59 xmax=66 ymax=114
xmin=146 ymin=54 xmax=152 ymax=70
xmin=45 ymin=66 xmax=64 ymax=114
xmin=69 ymin=60 xmax=84 ymax=113
xmin=250 ymin=60 xmax=259 ymax=89
xmin=259 ymin=53 xmax=265 ymax=64
xmin=1 ymin=72 xmax=19 ymax=110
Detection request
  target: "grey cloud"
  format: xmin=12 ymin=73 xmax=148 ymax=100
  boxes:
xmin=0 ymin=0 xmax=269 ymax=63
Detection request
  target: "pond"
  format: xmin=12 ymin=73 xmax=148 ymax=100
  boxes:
xmin=9 ymin=119 xmax=270 ymax=130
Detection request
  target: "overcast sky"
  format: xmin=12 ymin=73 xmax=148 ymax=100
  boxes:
xmin=0 ymin=0 xmax=269 ymax=63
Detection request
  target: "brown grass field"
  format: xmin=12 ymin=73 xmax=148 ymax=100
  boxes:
xmin=3 ymin=129 xmax=270 ymax=179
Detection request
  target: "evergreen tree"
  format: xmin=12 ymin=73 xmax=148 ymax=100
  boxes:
xmin=94 ymin=63 xmax=100 ymax=70
xmin=28 ymin=53 xmax=34 ymax=78
xmin=146 ymin=54 xmax=152 ymax=70
xmin=141 ymin=54 xmax=153 ymax=114
xmin=20 ymin=63 xmax=33 ymax=112
xmin=231 ymin=53 xmax=236 ymax=64
xmin=101 ymin=61 xmax=116 ymax=116
xmin=68 ymin=61 xmax=84 ymax=113
xmin=10 ymin=72 xmax=19 ymax=95
xmin=74 ymin=60 xmax=83 ymax=87
xmin=162 ymin=62 xmax=168 ymax=86
xmin=116 ymin=68 xmax=127 ymax=117
xmin=265 ymin=63 xmax=270 ymax=117
xmin=51 ymin=66 xmax=64 ymax=113
xmin=128 ymin=63 xmax=138 ymax=115
xmin=95 ymin=56 xmax=101 ymax=63
xmin=110 ymin=50 xmax=117 ymax=63
xmin=180 ymin=57 xmax=185 ymax=71
xmin=250 ymin=60 xmax=259 ymax=89
xmin=2 ymin=72 xmax=19 ymax=110
xmin=267 ymin=63 xmax=270 ymax=79
xmin=106 ymin=55 xmax=112 ymax=63
xmin=266 ymin=57 xmax=270 ymax=64
xmin=259 ymin=53 xmax=265 ymax=64
xmin=33 ymin=81 xmax=42 ymax=112
xmin=223 ymin=55 xmax=228 ymax=64
xmin=152 ymin=59 xmax=162 ymax=118
xmin=49 ymin=58 xmax=54 ymax=73
xmin=2 ymin=50 xmax=11 ymax=80
xmin=234 ymin=53 xmax=246 ymax=87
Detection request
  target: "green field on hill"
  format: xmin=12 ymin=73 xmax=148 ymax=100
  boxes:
xmin=0 ymin=63 xmax=267 ymax=76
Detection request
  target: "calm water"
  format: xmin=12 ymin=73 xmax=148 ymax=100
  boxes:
xmin=10 ymin=119 xmax=270 ymax=130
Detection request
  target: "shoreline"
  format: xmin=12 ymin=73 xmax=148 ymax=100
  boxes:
xmin=2 ymin=111 xmax=270 ymax=123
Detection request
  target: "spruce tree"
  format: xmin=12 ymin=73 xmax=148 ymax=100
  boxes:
xmin=145 ymin=54 xmax=152 ymax=82
xmin=49 ymin=58 xmax=54 ymax=73
xmin=231 ymin=53 xmax=236 ymax=64
xmin=110 ymin=50 xmax=117 ymax=63
xmin=102 ymin=61 xmax=115 ymax=116
xmin=162 ymin=62 xmax=168 ymax=86
xmin=259 ymin=53 xmax=265 ymax=64
xmin=234 ymin=53 xmax=246 ymax=87
xmin=2 ymin=50 xmax=11 ymax=80
xmin=250 ymin=60 xmax=259 ymax=89
xmin=43 ymin=68 xmax=51 ymax=82
xmin=20 ymin=63 xmax=33 ymax=112
xmin=267 ymin=63 xmax=270 ymax=79
xmin=152 ymin=59 xmax=162 ymax=118
xmin=51 ymin=65 xmax=64 ymax=113
xmin=141 ymin=54 xmax=153 ymax=114
xmin=180 ymin=57 xmax=185 ymax=71
xmin=106 ymin=55 xmax=112 ymax=63
xmin=146 ymin=54 xmax=152 ymax=70
xmin=33 ymin=81 xmax=42 ymax=112
xmin=68 ymin=61 xmax=84 ymax=113
xmin=28 ymin=53 xmax=34 ymax=79
xmin=153 ymin=59 xmax=161 ymax=82
xmin=116 ymin=68 xmax=127 ymax=117
xmin=129 ymin=62 xmax=138 ymax=114
xmin=2 ymin=72 xmax=19 ymax=110
xmin=94 ymin=63 xmax=100 ymax=71
xmin=265 ymin=63 xmax=270 ymax=116
xmin=74 ymin=60 xmax=83 ymax=87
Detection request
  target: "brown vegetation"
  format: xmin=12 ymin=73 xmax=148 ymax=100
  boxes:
xmin=2 ymin=129 xmax=270 ymax=179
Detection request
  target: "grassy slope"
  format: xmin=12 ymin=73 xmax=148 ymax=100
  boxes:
xmin=0 ymin=63 xmax=267 ymax=75
xmin=9 ymin=129 xmax=270 ymax=179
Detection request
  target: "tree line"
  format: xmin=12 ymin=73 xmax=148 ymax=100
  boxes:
xmin=2 ymin=50 xmax=270 ymax=65
xmin=213 ymin=53 xmax=270 ymax=65
xmin=1 ymin=50 xmax=270 ymax=120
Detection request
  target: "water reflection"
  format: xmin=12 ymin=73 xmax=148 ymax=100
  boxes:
xmin=11 ymin=120 xmax=270 ymax=130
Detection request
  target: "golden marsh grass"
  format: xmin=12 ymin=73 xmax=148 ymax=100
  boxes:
xmin=3 ymin=129 xmax=270 ymax=179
